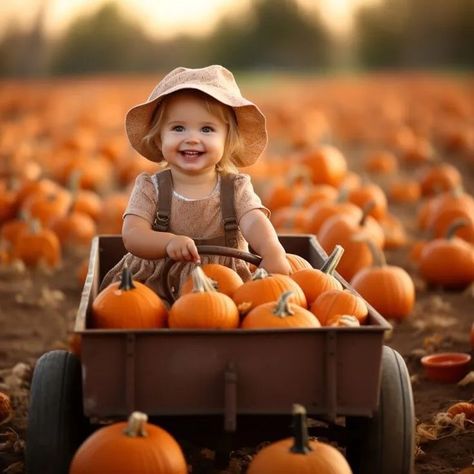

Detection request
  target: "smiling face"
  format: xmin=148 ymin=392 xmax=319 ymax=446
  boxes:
xmin=158 ymin=91 xmax=228 ymax=175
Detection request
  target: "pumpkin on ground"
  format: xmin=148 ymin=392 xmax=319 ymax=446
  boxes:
xmin=232 ymin=268 xmax=307 ymax=315
xmin=241 ymin=291 xmax=320 ymax=329
xmin=0 ymin=391 xmax=13 ymax=425
xmin=350 ymin=239 xmax=415 ymax=321
xmin=169 ymin=266 xmax=239 ymax=329
xmin=12 ymin=218 xmax=61 ymax=268
xmin=69 ymin=411 xmax=187 ymax=474
xmin=418 ymin=219 xmax=474 ymax=289
xmin=247 ymin=404 xmax=352 ymax=474
xmin=92 ymin=266 xmax=168 ymax=329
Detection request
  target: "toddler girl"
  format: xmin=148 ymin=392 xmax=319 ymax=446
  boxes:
xmin=101 ymin=65 xmax=291 ymax=301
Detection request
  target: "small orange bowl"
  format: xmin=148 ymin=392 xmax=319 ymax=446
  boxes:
xmin=421 ymin=352 xmax=471 ymax=383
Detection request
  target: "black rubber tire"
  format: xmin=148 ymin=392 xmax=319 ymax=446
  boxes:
xmin=346 ymin=346 xmax=415 ymax=474
xmin=25 ymin=350 xmax=89 ymax=474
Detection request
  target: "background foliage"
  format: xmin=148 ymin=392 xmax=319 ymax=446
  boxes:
xmin=0 ymin=0 xmax=473 ymax=76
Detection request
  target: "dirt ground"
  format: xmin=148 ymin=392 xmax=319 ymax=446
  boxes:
xmin=0 ymin=74 xmax=473 ymax=473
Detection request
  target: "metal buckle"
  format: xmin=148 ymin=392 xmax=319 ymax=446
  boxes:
xmin=223 ymin=217 xmax=238 ymax=231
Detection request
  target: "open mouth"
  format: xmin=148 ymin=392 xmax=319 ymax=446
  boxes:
xmin=180 ymin=150 xmax=203 ymax=159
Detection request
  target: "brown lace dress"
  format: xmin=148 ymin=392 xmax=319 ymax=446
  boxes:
xmin=100 ymin=171 xmax=269 ymax=302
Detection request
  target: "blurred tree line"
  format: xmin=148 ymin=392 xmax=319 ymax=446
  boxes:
xmin=0 ymin=0 xmax=472 ymax=77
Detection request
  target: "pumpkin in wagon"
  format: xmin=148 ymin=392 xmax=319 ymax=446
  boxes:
xmin=247 ymin=404 xmax=352 ymax=474
xmin=169 ymin=266 xmax=239 ymax=329
xmin=241 ymin=291 xmax=320 ymax=329
xmin=91 ymin=266 xmax=168 ymax=329
xmin=69 ymin=411 xmax=187 ymax=474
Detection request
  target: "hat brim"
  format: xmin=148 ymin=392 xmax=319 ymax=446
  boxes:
xmin=125 ymin=83 xmax=267 ymax=167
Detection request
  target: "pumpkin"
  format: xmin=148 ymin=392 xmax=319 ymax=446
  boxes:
xmin=92 ymin=266 xmax=168 ymax=329
xmin=379 ymin=212 xmax=408 ymax=249
xmin=50 ymin=210 xmax=96 ymax=248
xmin=21 ymin=186 xmax=72 ymax=226
xmin=325 ymin=314 xmax=361 ymax=327
xmin=388 ymin=179 xmax=421 ymax=204
xmin=299 ymin=145 xmax=348 ymax=187
xmin=364 ymin=149 xmax=398 ymax=174
xmin=310 ymin=289 xmax=368 ymax=326
xmin=179 ymin=263 xmax=243 ymax=297
xmin=290 ymin=245 xmax=344 ymax=305
xmin=348 ymin=183 xmax=388 ymax=221
xmin=169 ymin=266 xmax=239 ymax=329
xmin=317 ymin=207 xmax=384 ymax=281
xmin=247 ymin=404 xmax=352 ymax=474
xmin=350 ymin=239 xmax=415 ymax=321
xmin=0 ymin=391 xmax=13 ymax=425
xmin=241 ymin=291 xmax=320 ymax=329
xmin=12 ymin=219 xmax=61 ymax=268
xmin=446 ymin=402 xmax=474 ymax=421
xmin=418 ymin=163 xmax=462 ymax=197
xmin=69 ymin=411 xmax=187 ymax=474
xmin=418 ymin=219 xmax=474 ymax=289
xmin=286 ymin=253 xmax=313 ymax=273
xmin=233 ymin=268 xmax=307 ymax=315
xmin=306 ymin=198 xmax=362 ymax=235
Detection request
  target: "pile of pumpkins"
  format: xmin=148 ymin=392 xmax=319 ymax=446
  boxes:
xmin=91 ymin=242 xmax=415 ymax=332
xmin=69 ymin=404 xmax=353 ymax=474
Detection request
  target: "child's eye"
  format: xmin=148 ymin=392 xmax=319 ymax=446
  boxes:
xmin=172 ymin=125 xmax=184 ymax=132
xmin=202 ymin=126 xmax=214 ymax=133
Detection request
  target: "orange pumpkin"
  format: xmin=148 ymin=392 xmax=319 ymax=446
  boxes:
xmin=179 ymin=263 xmax=243 ymax=297
xmin=290 ymin=245 xmax=344 ymax=305
xmin=69 ymin=411 xmax=187 ymax=474
xmin=50 ymin=210 xmax=97 ymax=248
xmin=247 ymin=404 xmax=352 ymax=474
xmin=325 ymin=314 xmax=361 ymax=327
xmin=92 ymin=267 xmax=168 ymax=329
xmin=317 ymin=209 xmax=384 ymax=281
xmin=310 ymin=289 xmax=368 ymax=326
xmin=418 ymin=163 xmax=462 ymax=197
xmin=0 ymin=391 xmax=12 ymax=424
xmin=418 ymin=219 xmax=474 ymax=289
xmin=12 ymin=219 xmax=61 ymax=268
xmin=169 ymin=266 xmax=239 ymax=329
xmin=241 ymin=291 xmax=320 ymax=329
xmin=233 ymin=268 xmax=307 ymax=315
xmin=348 ymin=183 xmax=388 ymax=221
xmin=350 ymin=239 xmax=415 ymax=321
xmin=299 ymin=145 xmax=348 ymax=187
xmin=286 ymin=253 xmax=313 ymax=273
xmin=446 ymin=402 xmax=474 ymax=421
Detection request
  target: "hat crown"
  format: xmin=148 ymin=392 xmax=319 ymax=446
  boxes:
xmin=149 ymin=65 xmax=242 ymax=102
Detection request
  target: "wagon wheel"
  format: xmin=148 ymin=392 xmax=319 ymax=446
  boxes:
xmin=160 ymin=245 xmax=262 ymax=303
xmin=25 ymin=350 xmax=90 ymax=474
xmin=345 ymin=346 xmax=415 ymax=474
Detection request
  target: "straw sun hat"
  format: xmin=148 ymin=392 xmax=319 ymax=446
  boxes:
xmin=125 ymin=65 xmax=268 ymax=167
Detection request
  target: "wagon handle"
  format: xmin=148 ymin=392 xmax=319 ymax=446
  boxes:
xmin=160 ymin=245 xmax=263 ymax=303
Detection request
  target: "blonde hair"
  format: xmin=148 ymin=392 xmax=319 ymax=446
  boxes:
xmin=142 ymin=90 xmax=242 ymax=174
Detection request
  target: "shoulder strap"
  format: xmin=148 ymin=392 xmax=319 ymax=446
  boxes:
xmin=152 ymin=169 xmax=173 ymax=232
xmin=220 ymin=173 xmax=239 ymax=248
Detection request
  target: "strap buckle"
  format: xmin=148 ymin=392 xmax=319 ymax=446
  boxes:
xmin=223 ymin=216 xmax=238 ymax=232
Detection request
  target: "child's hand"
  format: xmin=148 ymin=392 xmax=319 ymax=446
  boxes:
xmin=166 ymin=236 xmax=201 ymax=263
xmin=260 ymin=253 xmax=291 ymax=275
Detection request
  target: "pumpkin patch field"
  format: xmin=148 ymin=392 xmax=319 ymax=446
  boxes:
xmin=0 ymin=73 xmax=473 ymax=473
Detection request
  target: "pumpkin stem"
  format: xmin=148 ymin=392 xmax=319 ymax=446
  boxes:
xmin=336 ymin=185 xmax=349 ymax=203
xmin=272 ymin=291 xmax=295 ymax=317
xmin=252 ymin=267 xmax=270 ymax=280
xmin=191 ymin=265 xmax=217 ymax=293
xmin=28 ymin=218 xmax=41 ymax=235
xmin=359 ymin=201 xmax=375 ymax=226
xmin=119 ymin=265 xmax=136 ymax=291
xmin=67 ymin=170 xmax=82 ymax=214
xmin=290 ymin=404 xmax=312 ymax=454
xmin=445 ymin=218 xmax=469 ymax=240
xmin=352 ymin=234 xmax=386 ymax=267
xmin=319 ymin=244 xmax=344 ymax=274
xmin=123 ymin=411 xmax=148 ymax=437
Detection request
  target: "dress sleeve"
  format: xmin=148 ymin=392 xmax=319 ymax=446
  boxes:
xmin=234 ymin=173 xmax=270 ymax=223
xmin=123 ymin=173 xmax=157 ymax=224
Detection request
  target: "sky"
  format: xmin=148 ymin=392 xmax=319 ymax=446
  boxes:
xmin=0 ymin=0 xmax=380 ymax=39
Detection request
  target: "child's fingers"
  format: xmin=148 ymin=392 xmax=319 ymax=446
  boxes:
xmin=187 ymin=241 xmax=201 ymax=263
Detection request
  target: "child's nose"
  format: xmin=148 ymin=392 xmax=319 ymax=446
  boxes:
xmin=184 ymin=131 xmax=200 ymax=143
